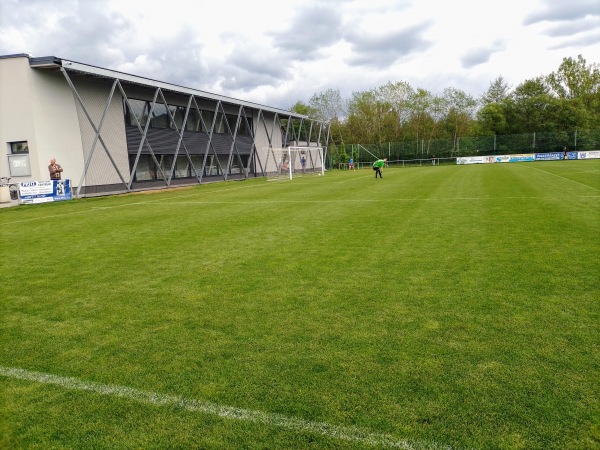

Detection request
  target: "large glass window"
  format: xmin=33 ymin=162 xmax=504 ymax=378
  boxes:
xmin=227 ymin=114 xmax=238 ymax=134
xmin=125 ymin=99 xmax=252 ymax=136
xmin=238 ymin=117 xmax=252 ymax=136
xmin=190 ymin=155 xmax=203 ymax=176
xmin=185 ymin=108 xmax=201 ymax=132
xmin=126 ymin=99 xmax=149 ymax=127
xmin=155 ymin=155 xmax=173 ymax=179
xmin=214 ymin=112 xmax=227 ymax=134
xmin=150 ymin=103 xmax=170 ymax=129
xmin=205 ymin=155 xmax=220 ymax=176
xmin=169 ymin=105 xmax=183 ymax=130
xmin=202 ymin=110 xmax=214 ymax=132
xmin=174 ymin=155 xmax=190 ymax=178
xmin=131 ymin=154 xmax=208 ymax=181
xmin=130 ymin=154 xmax=153 ymax=180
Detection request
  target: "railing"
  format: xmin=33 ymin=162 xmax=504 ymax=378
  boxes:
xmin=341 ymin=129 xmax=600 ymax=163
xmin=339 ymin=157 xmax=456 ymax=170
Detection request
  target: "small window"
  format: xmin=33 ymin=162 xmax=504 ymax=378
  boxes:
xmin=7 ymin=139 xmax=31 ymax=176
xmin=10 ymin=141 xmax=29 ymax=154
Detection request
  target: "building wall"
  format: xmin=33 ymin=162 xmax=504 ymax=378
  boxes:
xmin=0 ymin=56 xmax=38 ymax=180
xmin=0 ymin=56 xmax=85 ymax=184
xmin=70 ymin=76 xmax=130 ymax=187
xmin=29 ymin=67 xmax=86 ymax=184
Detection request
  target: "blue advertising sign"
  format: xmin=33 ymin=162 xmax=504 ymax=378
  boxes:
xmin=508 ymin=154 xmax=535 ymax=162
xmin=19 ymin=180 xmax=72 ymax=204
xmin=535 ymin=152 xmax=562 ymax=161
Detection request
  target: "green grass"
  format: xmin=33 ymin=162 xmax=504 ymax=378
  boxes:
xmin=1 ymin=160 xmax=599 ymax=449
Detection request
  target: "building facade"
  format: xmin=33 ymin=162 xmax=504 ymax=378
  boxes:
xmin=0 ymin=54 xmax=329 ymax=196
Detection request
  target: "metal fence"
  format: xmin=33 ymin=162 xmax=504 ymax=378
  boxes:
xmin=338 ymin=129 xmax=600 ymax=165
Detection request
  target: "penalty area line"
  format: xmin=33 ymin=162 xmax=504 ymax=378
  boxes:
xmin=0 ymin=366 xmax=449 ymax=450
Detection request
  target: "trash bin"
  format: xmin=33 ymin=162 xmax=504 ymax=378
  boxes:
xmin=0 ymin=186 xmax=10 ymax=203
xmin=10 ymin=186 xmax=18 ymax=200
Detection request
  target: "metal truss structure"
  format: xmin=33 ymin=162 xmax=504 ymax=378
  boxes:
xmin=30 ymin=57 xmax=330 ymax=196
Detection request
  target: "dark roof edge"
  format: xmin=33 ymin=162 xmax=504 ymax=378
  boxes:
xmin=0 ymin=53 xmax=31 ymax=60
xmin=29 ymin=56 xmax=62 ymax=67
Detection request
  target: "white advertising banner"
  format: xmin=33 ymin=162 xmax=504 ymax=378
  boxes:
xmin=457 ymin=156 xmax=488 ymax=165
xmin=578 ymin=151 xmax=600 ymax=160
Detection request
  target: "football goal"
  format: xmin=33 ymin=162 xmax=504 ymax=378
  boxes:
xmin=265 ymin=146 xmax=324 ymax=180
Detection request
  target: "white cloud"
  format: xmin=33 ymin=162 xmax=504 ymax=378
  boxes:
xmin=1 ymin=0 xmax=598 ymax=110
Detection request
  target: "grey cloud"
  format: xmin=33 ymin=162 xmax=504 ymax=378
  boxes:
xmin=218 ymin=47 xmax=291 ymax=92
xmin=0 ymin=0 xmax=215 ymax=91
xmin=548 ymin=29 xmax=600 ymax=49
xmin=543 ymin=17 xmax=600 ymax=37
xmin=269 ymin=5 xmax=344 ymax=60
xmin=219 ymin=70 xmax=280 ymax=92
xmin=344 ymin=22 xmax=432 ymax=68
xmin=523 ymin=0 xmax=599 ymax=25
xmin=51 ymin=4 xmax=133 ymax=65
xmin=0 ymin=0 xmax=135 ymax=66
xmin=134 ymin=30 xmax=210 ymax=86
xmin=461 ymin=41 xmax=506 ymax=69
xmin=227 ymin=48 xmax=288 ymax=81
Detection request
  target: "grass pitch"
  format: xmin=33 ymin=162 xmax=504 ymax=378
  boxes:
xmin=1 ymin=160 xmax=599 ymax=449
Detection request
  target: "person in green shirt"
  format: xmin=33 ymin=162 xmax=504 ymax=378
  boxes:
xmin=373 ymin=158 xmax=387 ymax=178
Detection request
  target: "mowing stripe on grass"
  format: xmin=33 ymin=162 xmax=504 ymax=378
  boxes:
xmin=0 ymin=366 xmax=451 ymax=450
xmin=3 ymin=194 xmax=598 ymax=225
xmin=519 ymin=164 xmax=600 ymax=191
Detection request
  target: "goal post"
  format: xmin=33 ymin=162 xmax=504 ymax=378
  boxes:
xmin=265 ymin=146 xmax=324 ymax=180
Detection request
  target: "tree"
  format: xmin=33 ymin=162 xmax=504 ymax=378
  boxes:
xmin=507 ymin=77 xmax=552 ymax=133
xmin=308 ymin=88 xmax=346 ymax=122
xmin=348 ymin=90 xmax=392 ymax=143
xmin=406 ymin=88 xmax=434 ymax=145
xmin=443 ymin=87 xmax=477 ymax=150
xmin=481 ymin=76 xmax=511 ymax=105
xmin=546 ymin=55 xmax=600 ymax=100
xmin=477 ymin=103 xmax=508 ymax=135
xmin=290 ymin=101 xmax=316 ymax=117
xmin=375 ymin=81 xmax=414 ymax=139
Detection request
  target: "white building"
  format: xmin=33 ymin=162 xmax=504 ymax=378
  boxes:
xmin=0 ymin=54 xmax=329 ymax=196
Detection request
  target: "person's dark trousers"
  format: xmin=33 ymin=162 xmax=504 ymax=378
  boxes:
xmin=375 ymin=168 xmax=382 ymax=178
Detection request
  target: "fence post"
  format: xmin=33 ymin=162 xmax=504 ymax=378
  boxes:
xmin=533 ymin=132 xmax=536 ymax=151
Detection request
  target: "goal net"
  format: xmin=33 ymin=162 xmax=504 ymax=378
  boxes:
xmin=265 ymin=146 xmax=324 ymax=180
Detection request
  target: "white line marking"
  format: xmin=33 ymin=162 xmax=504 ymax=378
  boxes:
xmin=519 ymin=165 xmax=600 ymax=191
xmin=0 ymin=366 xmax=450 ymax=449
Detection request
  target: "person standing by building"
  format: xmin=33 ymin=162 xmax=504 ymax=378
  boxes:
xmin=373 ymin=158 xmax=386 ymax=178
xmin=48 ymin=158 xmax=63 ymax=180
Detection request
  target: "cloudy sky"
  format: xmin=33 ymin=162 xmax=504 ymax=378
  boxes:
xmin=1 ymin=0 xmax=599 ymax=110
